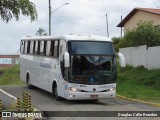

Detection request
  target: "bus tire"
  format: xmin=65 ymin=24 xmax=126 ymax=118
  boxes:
xmin=26 ymin=73 xmax=33 ymax=89
xmin=53 ymin=83 xmax=61 ymax=100
xmin=92 ymin=99 xmax=99 ymax=102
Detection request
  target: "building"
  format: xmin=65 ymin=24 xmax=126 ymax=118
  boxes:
xmin=117 ymin=8 xmax=160 ymax=33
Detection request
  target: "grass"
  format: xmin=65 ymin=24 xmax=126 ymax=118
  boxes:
xmin=0 ymin=65 xmax=25 ymax=85
xmin=116 ymin=65 xmax=160 ymax=103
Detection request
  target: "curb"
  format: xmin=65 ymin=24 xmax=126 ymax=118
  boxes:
xmin=116 ymin=94 xmax=160 ymax=108
xmin=0 ymin=89 xmax=17 ymax=109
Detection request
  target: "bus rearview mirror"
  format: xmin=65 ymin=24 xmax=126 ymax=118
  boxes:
xmin=118 ymin=52 xmax=126 ymax=67
xmin=64 ymin=52 xmax=70 ymax=68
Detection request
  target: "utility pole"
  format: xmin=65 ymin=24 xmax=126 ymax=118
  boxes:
xmin=49 ymin=0 xmax=51 ymax=36
xmin=48 ymin=1 xmax=69 ymax=36
xmin=121 ymin=15 xmax=122 ymax=39
xmin=106 ymin=14 xmax=109 ymax=38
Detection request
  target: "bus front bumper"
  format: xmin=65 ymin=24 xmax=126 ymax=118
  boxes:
xmin=65 ymin=91 xmax=116 ymax=100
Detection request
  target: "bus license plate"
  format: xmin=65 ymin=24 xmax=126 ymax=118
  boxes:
xmin=90 ymin=95 xmax=98 ymax=99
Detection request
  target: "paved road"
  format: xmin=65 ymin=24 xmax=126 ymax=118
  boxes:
xmin=0 ymin=85 xmax=160 ymax=120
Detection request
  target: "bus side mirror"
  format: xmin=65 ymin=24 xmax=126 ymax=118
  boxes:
xmin=118 ymin=52 xmax=126 ymax=67
xmin=64 ymin=52 xmax=70 ymax=68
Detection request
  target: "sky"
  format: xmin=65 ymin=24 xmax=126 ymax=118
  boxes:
xmin=0 ymin=0 xmax=159 ymax=55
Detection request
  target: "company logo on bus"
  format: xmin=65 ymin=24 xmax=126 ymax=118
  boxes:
xmin=93 ymin=88 xmax=96 ymax=91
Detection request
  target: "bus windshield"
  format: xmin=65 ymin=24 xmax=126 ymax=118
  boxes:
xmin=67 ymin=41 xmax=117 ymax=85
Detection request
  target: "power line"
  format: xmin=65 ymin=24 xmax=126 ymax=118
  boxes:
xmin=50 ymin=0 xmax=157 ymax=37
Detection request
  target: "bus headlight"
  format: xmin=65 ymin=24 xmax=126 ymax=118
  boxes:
xmin=68 ymin=87 xmax=81 ymax=92
xmin=110 ymin=87 xmax=116 ymax=91
xmin=106 ymin=87 xmax=116 ymax=92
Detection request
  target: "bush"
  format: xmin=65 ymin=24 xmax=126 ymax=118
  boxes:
xmin=119 ymin=21 xmax=160 ymax=48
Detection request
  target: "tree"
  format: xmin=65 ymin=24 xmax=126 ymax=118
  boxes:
xmin=36 ymin=27 xmax=47 ymax=36
xmin=112 ymin=37 xmax=121 ymax=52
xmin=0 ymin=0 xmax=38 ymax=22
xmin=119 ymin=21 xmax=160 ymax=48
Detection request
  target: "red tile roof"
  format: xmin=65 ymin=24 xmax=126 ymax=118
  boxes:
xmin=117 ymin=8 xmax=160 ymax=27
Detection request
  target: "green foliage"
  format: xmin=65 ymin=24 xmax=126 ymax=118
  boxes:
xmin=36 ymin=27 xmax=48 ymax=36
xmin=0 ymin=0 xmax=38 ymax=22
xmin=117 ymin=65 xmax=160 ymax=103
xmin=112 ymin=37 xmax=121 ymax=52
xmin=0 ymin=65 xmax=25 ymax=85
xmin=119 ymin=21 xmax=160 ymax=48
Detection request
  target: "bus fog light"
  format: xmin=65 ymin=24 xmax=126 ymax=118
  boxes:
xmin=69 ymin=94 xmax=75 ymax=97
xmin=68 ymin=87 xmax=81 ymax=92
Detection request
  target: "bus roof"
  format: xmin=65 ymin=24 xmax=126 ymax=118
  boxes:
xmin=21 ymin=34 xmax=113 ymax=42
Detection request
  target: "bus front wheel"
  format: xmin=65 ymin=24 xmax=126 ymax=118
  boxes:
xmin=53 ymin=83 xmax=61 ymax=100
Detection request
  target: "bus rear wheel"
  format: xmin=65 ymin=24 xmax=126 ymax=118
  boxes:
xmin=26 ymin=74 xmax=33 ymax=89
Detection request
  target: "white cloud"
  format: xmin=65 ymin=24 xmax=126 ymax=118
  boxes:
xmin=0 ymin=0 xmax=157 ymax=54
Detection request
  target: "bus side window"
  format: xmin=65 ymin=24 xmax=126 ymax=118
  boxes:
xmin=43 ymin=41 xmax=47 ymax=56
xmin=33 ymin=41 xmax=36 ymax=54
xmin=40 ymin=41 xmax=44 ymax=55
xmin=30 ymin=41 xmax=34 ymax=54
xmin=37 ymin=41 xmax=40 ymax=55
xmin=50 ymin=41 xmax=55 ymax=56
xmin=24 ymin=41 xmax=28 ymax=54
xmin=54 ymin=40 xmax=59 ymax=57
xmin=59 ymin=40 xmax=66 ymax=61
xmin=27 ymin=41 xmax=30 ymax=54
xmin=46 ymin=41 xmax=51 ymax=56
xmin=23 ymin=41 xmax=26 ymax=53
xmin=34 ymin=41 xmax=38 ymax=55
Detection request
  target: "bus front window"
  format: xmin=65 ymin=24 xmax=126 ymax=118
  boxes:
xmin=67 ymin=41 xmax=117 ymax=85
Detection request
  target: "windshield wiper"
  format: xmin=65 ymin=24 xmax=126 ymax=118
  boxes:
xmin=101 ymin=74 xmax=111 ymax=77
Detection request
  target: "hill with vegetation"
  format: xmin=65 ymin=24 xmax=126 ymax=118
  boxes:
xmin=117 ymin=65 xmax=160 ymax=103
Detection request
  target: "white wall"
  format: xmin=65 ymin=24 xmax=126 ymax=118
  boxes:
xmin=119 ymin=45 xmax=160 ymax=69
xmin=146 ymin=46 xmax=160 ymax=69
xmin=119 ymin=47 xmax=132 ymax=65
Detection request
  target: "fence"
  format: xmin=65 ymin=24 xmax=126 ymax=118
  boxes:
xmin=0 ymin=55 xmax=19 ymax=68
xmin=119 ymin=45 xmax=160 ymax=69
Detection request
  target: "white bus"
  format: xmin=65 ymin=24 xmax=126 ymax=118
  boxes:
xmin=20 ymin=34 xmax=117 ymax=100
